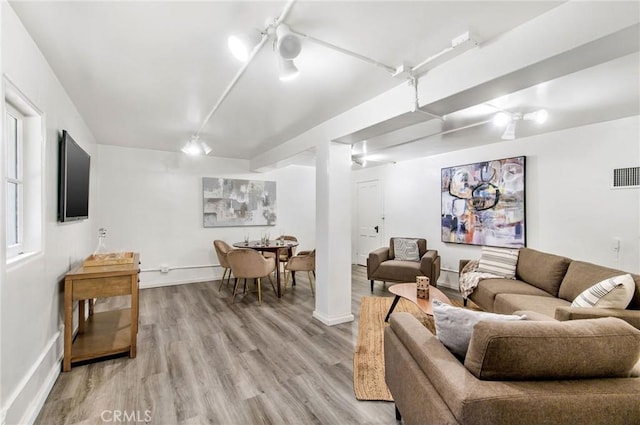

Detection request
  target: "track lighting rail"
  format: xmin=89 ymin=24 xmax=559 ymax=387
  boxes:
xmin=193 ymin=0 xmax=297 ymax=139
xmin=188 ymin=0 xmax=479 ymax=156
xmin=290 ymin=29 xmax=396 ymax=74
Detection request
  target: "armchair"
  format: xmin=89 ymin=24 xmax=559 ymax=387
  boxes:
xmin=367 ymin=237 xmax=441 ymax=292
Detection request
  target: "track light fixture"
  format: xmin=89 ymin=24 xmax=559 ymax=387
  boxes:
xmin=275 ymin=24 xmax=302 ymax=60
xmin=181 ymin=136 xmax=212 ymax=156
xmin=523 ymin=109 xmax=548 ymax=124
xmin=188 ymin=0 xmax=478 ymax=156
xmin=278 ymin=57 xmax=299 ymax=81
xmin=493 ymin=109 xmax=548 ymax=140
xmin=227 ymin=29 xmax=263 ymax=62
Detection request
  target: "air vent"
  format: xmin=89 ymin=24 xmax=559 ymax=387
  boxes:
xmin=613 ymin=166 xmax=639 ymax=188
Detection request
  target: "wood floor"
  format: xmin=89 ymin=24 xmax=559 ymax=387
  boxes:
xmin=36 ymin=266 xmax=460 ymax=425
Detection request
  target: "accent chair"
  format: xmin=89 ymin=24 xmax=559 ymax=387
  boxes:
xmin=367 ymin=237 xmax=441 ymax=292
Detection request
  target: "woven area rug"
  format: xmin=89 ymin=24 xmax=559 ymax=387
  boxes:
xmin=353 ymin=296 xmax=465 ymax=401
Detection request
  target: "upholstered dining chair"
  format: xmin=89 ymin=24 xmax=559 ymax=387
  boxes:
xmin=227 ymin=248 xmax=276 ymax=305
xmin=263 ymin=235 xmax=299 ymax=281
xmin=367 ymin=237 xmax=441 ymax=292
xmin=283 ymin=249 xmax=316 ymax=297
xmin=213 ymin=240 xmax=234 ymax=291
xmin=278 ymin=235 xmax=298 ymax=262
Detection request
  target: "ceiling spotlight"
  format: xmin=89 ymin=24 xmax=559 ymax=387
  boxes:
xmin=181 ymin=136 xmax=212 ymax=156
xmin=276 ymin=24 xmax=302 ymax=59
xmin=493 ymin=112 xmax=511 ymax=127
xmin=228 ymin=30 xmax=262 ymax=62
xmin=279 ymin=57 xmax=299 ymax=81
xmin=524 ymin=109 xmax=548 ymax=124
xmin=502 ymin=121 xmax=516 ymax=140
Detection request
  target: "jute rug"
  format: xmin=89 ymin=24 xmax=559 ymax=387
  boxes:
xmin=353 ymin=296 xmax=466 ymax=401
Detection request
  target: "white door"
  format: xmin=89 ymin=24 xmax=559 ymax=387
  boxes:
xmin=356 ymin=180 xmax=383 ymax=266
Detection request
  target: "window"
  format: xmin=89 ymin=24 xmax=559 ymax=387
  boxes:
xmin=4 ymin=78 xmax=44 ymax=264
xmin=5 ymin=104 xmax=24 ymax=258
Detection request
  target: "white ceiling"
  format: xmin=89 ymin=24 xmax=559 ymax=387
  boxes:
xmin=9 ymin=0 xmax=583 ymax=163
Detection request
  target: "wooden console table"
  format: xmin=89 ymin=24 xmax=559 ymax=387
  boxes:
xmin=63 ymin=253 xmax=140 ymax=371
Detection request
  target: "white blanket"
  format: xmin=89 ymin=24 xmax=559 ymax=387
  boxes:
xmin=458 ymin=260 xmax=501 ymax=299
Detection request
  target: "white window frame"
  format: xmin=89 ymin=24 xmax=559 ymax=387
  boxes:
xmin=4 ymin=76 xmax=44 ymax=267
xmin=5 ymin=103 xmax=24 ymax=258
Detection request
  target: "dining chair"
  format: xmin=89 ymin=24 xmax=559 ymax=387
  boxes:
xmin=227 ymin=248 xmax=277 ymax=305
xmin=213 ymin=240 xmax=234 ymax=291
xmin=283 ymin=249 xmax=316 ymax=297
xmin=274 ymin=235 xmax=298 ymax=283
xmin=214 ymin=240 xmax=236 ymax=291
xmin=278 ymin=235 xmax=298 ymax=261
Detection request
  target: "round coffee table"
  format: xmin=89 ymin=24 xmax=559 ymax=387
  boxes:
xmin=384 ymin=282 xmax=451 ymax=322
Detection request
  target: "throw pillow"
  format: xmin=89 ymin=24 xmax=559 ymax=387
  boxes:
xmin=432 ymin=299 xmax=526 ymax=359
xmin=393 ymin=238 xmax=420 ymax=261
xmin=571 ymin=274 xmax=635 ymax=309
xmin=476 ymin=246 xmax=519 ymax=279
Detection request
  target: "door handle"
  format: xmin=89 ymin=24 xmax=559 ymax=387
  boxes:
xmin=374 ymin=225 xmax=379 ymax=233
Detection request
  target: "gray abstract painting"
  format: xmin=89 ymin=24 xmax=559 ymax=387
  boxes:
xmin=203 ymin=177 xmax=277 ymax=227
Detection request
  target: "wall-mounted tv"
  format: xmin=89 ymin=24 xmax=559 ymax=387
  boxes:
xmin=58 ymin=130 xmax=90 ymax=222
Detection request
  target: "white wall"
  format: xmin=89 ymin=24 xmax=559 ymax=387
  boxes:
xmin=1 ymin=4 xmax=98 ymax=424
xmin=352 ymin=116 xmax=640 ymax=289
xmin=96 ymin=145 xmax=316 ymax=288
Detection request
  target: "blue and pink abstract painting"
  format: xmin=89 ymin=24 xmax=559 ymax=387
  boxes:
xmin=441 ymin=156 xmax=526 ymax=248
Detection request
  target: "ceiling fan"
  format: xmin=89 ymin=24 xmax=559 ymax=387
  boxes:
xmin=493 ymin=109 xmax=548 ymax=140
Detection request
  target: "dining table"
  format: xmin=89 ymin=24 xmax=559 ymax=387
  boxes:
xmin=232 ymin=239 xmax=299 ymax=298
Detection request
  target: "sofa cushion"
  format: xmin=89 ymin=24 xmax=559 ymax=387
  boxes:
xmin=515 ymin=247 xmax=571 ymax=296
xmin=374 ymin=260 xmax=421 ymax=282
xmin=571 ymin=274 xmax=635 ymax=309
xmin=393 ymin=238 xmax=420 ymax=261
xmin=477 ymin=246 xmax=519 ymax=278
xmin=559 ymin=261 xmax=640 ymax=309
xmin=464 ymin=317 xmax=640 ymax=380
xmin=469 ymin=278 xmax=554 ymax=311
xmin=494 ymin=293 xmax=571 ymax=317
xmin=555 ymin=306 xmax=640 ymax=330
xmin=432 ymin=299 xmax=526 ymax=359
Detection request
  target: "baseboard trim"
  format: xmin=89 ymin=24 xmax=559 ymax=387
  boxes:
xmin=140 ymin=277 xmax=215 ymax=289
xmin=436 ymin=280 xmax=457 ymax=290
xmin=2 ymin=326 xmax=62 ymax=425
xmin=312 ymin=310 xmax=354 ymax=326
xmin=19 ymin=355 xmax=62 ymax=425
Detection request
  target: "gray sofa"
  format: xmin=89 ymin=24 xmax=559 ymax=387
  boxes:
xmin=461 ymin=247 xmax=640 ymax=329
xmin=385 ymin=312 xmax=640 ymax=425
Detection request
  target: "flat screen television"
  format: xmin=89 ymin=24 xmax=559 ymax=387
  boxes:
xmin=58 ymin=130 xmax=90 ymax=222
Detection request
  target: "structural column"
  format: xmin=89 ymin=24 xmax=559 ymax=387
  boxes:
xmin=313 ymin=140 xmax=354 ymax=325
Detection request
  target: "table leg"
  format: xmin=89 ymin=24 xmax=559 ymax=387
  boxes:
xmin=384 ymin=295 xmax=401 ymax=322
xmin=275 ymin=254 xmax=281 ymax=298
xmin=63 ymin=280 xmax=72 ymax=372
xmin=78 ymin=299 xmax=86 ymax=334
xmin=130 ymin=275 xmax=139 ymax=358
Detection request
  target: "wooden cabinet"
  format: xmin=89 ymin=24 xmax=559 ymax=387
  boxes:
xmin=63 ymin=253 xmax=140 ymax=371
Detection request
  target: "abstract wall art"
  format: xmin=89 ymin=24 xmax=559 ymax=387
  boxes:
xmin=203 ymin=177 xmax=276 ymax=227
xmin=441 ymin=156 xmax=525 ymax=248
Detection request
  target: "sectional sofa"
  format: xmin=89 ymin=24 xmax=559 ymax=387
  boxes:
xmin=385 ymin=312 xmax=640 ymax=425
xmin=461 ymin=247 xmax=640 ymax=328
